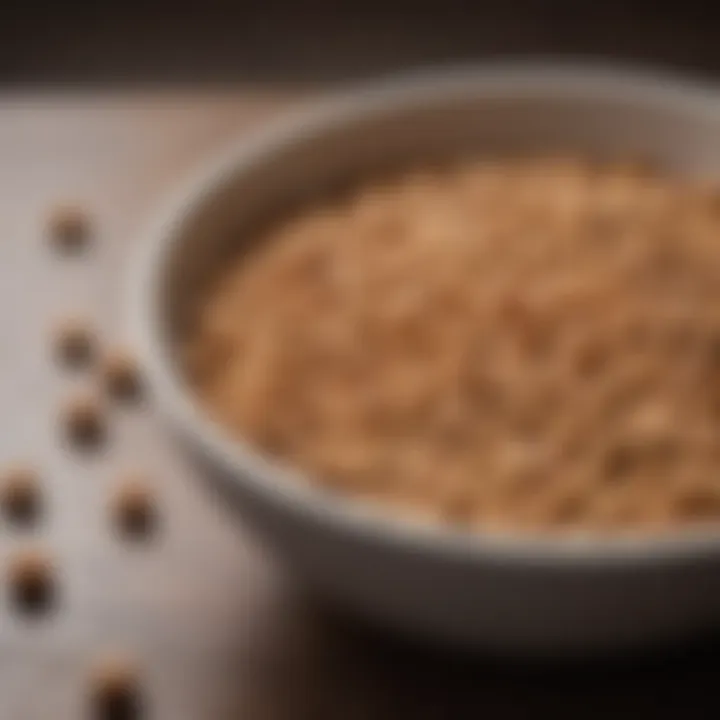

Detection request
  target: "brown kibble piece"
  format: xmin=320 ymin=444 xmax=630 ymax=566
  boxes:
xmin=496 ymin=440 xmax=549 ymax=496
xmin=544 ymin=488 xmax=588 ymax=526
xmin=112 ymin=477 xmax=157 ymax=540
xmin=90 ymin=654 xmax=142 ymax=720
xmin=63 ymin=393 xmax=105 ymax=449
xmin=602 ymin=442 xmax=638 ymax=481
xmin=54 ymin=316 xmax=95 ymax=368
xmin=574 ymin=336 xmax=608 ymax=378
xmin=671 ymin=480 xmax=720 ymax=519
xmin=440 ymin=483 xmax=478 ymax=525
xmin=8 ymin=548 xmax=56 ymax=616
xmin=48 ymin=204 xmax=90 ymax=254
xmin=626 ymin=401 xmax=673 ymax=441
xmin=103 ymin=349 xmax=143 ymax=401
xmin=0 ymin=465 xmax=41 ymax=526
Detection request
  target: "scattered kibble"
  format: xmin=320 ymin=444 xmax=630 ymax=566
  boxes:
xmin=112 ymin=476 xmax=156 ymax=540
xmin=103 ymin=348 xmax=143 ymax=401
xmin=90 ymin=654 xmax=142 ymax=720
xmin=63 ymin=393 xmax=105 ymax=450
xmin=53 ymin=316 xmax=96 ymax=368
xmin=0 ymin=465 xmax=41 ymax=526
xmin=8 ymin=548 xmax=56 ymax=616
xmin=48 ymin=204 xmax=91 ymax=255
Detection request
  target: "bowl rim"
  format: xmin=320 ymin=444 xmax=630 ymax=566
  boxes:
xmin=130 ymin=61 xmax=720 ymax=567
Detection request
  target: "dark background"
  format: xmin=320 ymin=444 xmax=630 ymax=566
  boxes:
xmin=1 ymin=1 xmax=719 ymax=86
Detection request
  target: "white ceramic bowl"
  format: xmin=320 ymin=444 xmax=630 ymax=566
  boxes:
xmin=132 ymin=64 xmax=720 ymax=655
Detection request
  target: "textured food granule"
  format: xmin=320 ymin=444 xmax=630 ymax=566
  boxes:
xmin=89 ymin=654 xmax=142 ymax=720
xmin=63 ymin=393 xmax=105 ymax=449
xmin=8 ymin=548 xmax=56 ymax=616
xmin=53 ymin=316 xmax=96 ymax=368
xmin=0 ymin=465 xmax=41 ymax=526
xmin=102 ymin=348 xmax=143 ymax=401
xmin=186 ymin=158 xmax=720 ymax=534
xmin=48 ymin=204 xmax=91 ymax=255
xmin=111 ymin=475 xmax=156 ymax=540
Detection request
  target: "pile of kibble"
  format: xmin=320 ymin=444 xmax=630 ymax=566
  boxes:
xmin=0 ymin=206 xmax=151 ymax=718
xmin=187 ymin=158 xmax=720 ymax=534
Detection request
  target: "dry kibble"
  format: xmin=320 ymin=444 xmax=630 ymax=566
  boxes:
xmin=8 ymin=548 xmax=56 ymax=616
xmin=0 ymin=465 xmax=41 ymax=526
xmin=187 ymin=157 xmax=720 ymax=534
xmin=671 ymin=479 xmax=720 ymax=519
xmin=626 ymin=401 xmax=673 ymax=440
xmin=48 ymin=204 xmax=90 ymax=254
xmin=543 ymin=487 xmax=589 ymax=526
xmin=53 ymin=316 xmax=95 ymax=368
xmin=589 ymin=490 xmax=644 ymax=532
xmin=103 ymin=349 xmax=142 ymax=401
xmin=573 ymin=336 xmax=609 ymax=379
xmin=63 ymin=393 xmax=105 ymax=449
xmin=112 ymin=477 xmax=156 ymax=540
xmin=439 ymin=482 xmax=479 ymax=525
xmin=602 ymin=442 xmax=638 ymax=481
xmin=90 ymin=654 xmax=142 ymax=720
xmin=704 ymin=330 xmax=720 ymax=368
xmin=495 ymin=440 xmax=550 ymax=496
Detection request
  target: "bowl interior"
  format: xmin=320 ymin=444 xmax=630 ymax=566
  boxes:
xmin=158 ymin=76 xmax=720 ymax=365
xmin=134 ymin=67 xmax=720 ymax=560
